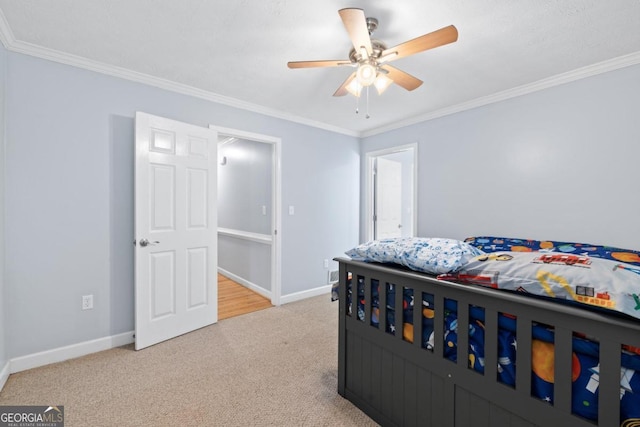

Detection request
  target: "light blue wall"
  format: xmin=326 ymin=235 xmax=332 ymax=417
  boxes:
xmin=362 ymin=64 xmax=640 ymax=251
xmin=4 ymin=50 xmax=360 ymax=358
xmin=218 ymin=235 xmax=271 ymax=292
xmin=218 ymin=138 xmax=272 ymax=235
xmin=0 ymin=44 xmax=6 ymax=372
xmin=7 ymin=41 xmax=636 ymax=365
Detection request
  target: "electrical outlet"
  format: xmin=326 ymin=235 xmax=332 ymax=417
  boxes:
xmin=324 ymin=259 xmax=329 ymax=268
xmin=82 ymin=295 xmax=94 ymax=310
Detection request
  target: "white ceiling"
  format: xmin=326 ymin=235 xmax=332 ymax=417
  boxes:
xmin=1 ymin=0 xmax=639 ymax=136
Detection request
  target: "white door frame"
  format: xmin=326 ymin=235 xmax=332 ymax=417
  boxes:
xmin=364 ymin=143 xmax=418 ymax=242
xmin=209 ymin=125 xmax=282 ymax=306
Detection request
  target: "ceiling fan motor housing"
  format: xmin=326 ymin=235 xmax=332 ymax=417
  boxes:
xmin=348 ymin=39 xmax=387 ymax=64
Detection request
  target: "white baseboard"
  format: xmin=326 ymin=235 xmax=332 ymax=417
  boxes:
xmin=0 ymin=283 xmax=330 ymax=383
xmin=9 ymin=331 xmax=134 ymax=374
xmin=218 ymin=267 xmax=271 ymax=301
xmin=217 ymin=267 xmax=331 ymax=305
xmin=0 ymin=360 xmax=9 ymax=391
xmin=280 ymin=284 xmax=332 ymax=305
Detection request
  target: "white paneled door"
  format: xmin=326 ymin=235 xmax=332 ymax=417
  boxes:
xmin=134 ymin=112 xmax=218 ymax=350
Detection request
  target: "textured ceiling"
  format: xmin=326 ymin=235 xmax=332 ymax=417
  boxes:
xmin=1 ymin=0 xmax=639 ymax=136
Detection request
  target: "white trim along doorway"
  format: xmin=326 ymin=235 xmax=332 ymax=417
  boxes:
xmin=364 ymin=143 xmax=418 ymax=242
xmin=209 ymin=125 xmax=282 ymax=306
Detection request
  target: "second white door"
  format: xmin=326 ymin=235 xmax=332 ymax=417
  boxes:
xmin=367 ymin=145 xmax=416 ymax=241
xmin=375 ymin=157 xmax=403 ymax=239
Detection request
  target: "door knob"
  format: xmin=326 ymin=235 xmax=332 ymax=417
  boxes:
xmin=139 ymin=238 xmax=159 ymax=247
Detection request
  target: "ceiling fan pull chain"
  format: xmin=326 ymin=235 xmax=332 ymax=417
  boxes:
xmin=366 ymin=86 xmax=370 ymax=119
xmin=355 ymin=88 xmax=360 ymax=115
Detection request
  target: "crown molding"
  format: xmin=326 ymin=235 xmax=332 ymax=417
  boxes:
xmin=1 ymin=8 xmax=638 ymax=140
xmin=11 ymin=40 xmax=359 ymax=137
xmin=362 ymin=51 xmax=640 ymax=138
xmin=0 ymin=8 xmax=15 ymax=48
xmin=0 ymin=10 xmax=358 ymax=138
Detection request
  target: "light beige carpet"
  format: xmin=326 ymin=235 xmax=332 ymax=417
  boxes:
xmin=0 ymin=295 xmax=378 ymax=426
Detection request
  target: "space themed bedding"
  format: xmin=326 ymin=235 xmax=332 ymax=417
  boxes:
xmin=346 ymin=277 xmax=640 ymax=424
xmin=453 ymin=236 xmax=640 ymax=320
xmin=336 ymin=236 xmax=640 ymax=426
xmin=340 ymin=236 xmax=640 ymax=321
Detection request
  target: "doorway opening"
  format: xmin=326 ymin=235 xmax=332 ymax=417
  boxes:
xmin=365 ymin=144 xmax=417 ymax=241
xmin=211 ymin=125 xmax=282 ymax=312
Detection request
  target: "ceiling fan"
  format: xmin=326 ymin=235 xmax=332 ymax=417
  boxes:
xmin=287 ymin=8 xmax=458 ymax=98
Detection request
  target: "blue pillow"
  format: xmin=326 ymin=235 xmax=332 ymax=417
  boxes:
xmin=346 ymin=237 xmax=485 ymax=275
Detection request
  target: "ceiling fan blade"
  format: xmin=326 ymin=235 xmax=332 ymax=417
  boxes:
xmin=339 ymin=8 xmax=373 ymax=55
xmin=287 ymin=60 xmax=351 ymax=69
xmin=381 ymin=25 xmax=458 ymax=62
xmin=381 ymin=65 xmax=423 ymax=91
xmin=333 ymin=72 xmax=357 ymax=97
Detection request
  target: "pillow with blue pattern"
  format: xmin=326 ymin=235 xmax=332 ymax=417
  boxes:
xmin=346 ymin=237 xmax=485 ymax=275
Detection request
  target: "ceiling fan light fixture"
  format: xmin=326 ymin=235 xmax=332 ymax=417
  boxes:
xmin=346 ymin=79 xmax=363 ymax=97
xmin=374 ymin=74 xmax=393 ymax=95
xmin=356 ymin=63 xmax=377 ymax=86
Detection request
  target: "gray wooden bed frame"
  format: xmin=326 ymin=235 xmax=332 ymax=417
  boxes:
xmin=335 ymin=257 xmax=640 ymax=427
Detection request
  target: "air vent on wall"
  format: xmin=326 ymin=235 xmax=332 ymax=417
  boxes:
xmin=328 ymin=270 xmax=339 ymax=284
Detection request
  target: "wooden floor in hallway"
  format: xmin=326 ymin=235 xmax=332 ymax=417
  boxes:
xmin=218 ymin=273 xmax=273 ymax=320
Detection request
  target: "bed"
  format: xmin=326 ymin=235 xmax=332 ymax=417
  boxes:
xmin=333 ymin=237 xmax=640 ymax=426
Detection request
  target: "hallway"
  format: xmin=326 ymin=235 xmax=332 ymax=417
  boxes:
xmin=218 ymin=274 xmax=273 ymax=320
